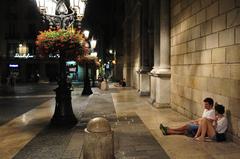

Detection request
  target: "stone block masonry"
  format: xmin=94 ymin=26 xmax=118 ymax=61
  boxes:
xmin=171 ymin=0 xmax=240 ymax=142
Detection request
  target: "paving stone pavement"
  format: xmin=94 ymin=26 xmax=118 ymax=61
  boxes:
xmin=113 ymin=115 xmax=169 ymax=159
xmin=13 ymin=126 xmax=75 ymax=159
xmin=14 ymin=87 xmax=170 ymax=159
xmin=5 ymin=85 xmax=240 ymax=159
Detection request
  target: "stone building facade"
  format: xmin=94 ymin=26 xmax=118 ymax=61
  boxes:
xmin=115 ymin=0 xmax=240 ymax=142
xmin=171 ymin=0 xmax=240 ymax=142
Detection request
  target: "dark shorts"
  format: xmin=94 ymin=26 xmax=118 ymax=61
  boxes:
xmin=187 ymin=123 xmax=199 ymax=137
xmin=210 ymin=133 xmax=226 ymax=142
xmin=216 ymin=133 xmax=226 ymax=142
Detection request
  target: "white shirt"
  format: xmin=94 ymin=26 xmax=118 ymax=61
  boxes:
xmin=216 ymin=116 xmax=228 ymax=134
xmin=202 ymin=109 xmax=215 ymax=120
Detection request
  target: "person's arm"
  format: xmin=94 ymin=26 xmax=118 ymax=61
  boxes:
xmin=190 ymin=118 xmax=202 ymax=125
xmin=215 ymin=116 xmax=228 ymax=133
xmin=206 ymin=118 xmax=214 ymax=123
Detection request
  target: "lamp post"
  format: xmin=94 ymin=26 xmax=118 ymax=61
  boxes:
xmin=90 ymin=38 xmax=97 ymax=87
xmin=35 ymin=0 xmax=87 ymax=126
xmin=81 ymin=37 xmax=97 ymax=95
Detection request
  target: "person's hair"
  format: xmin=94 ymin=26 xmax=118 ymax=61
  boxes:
xmin=215 ymin=104 xmax=225 ymax=114
xmin=203 ymin=97 xmax=214 ymax=106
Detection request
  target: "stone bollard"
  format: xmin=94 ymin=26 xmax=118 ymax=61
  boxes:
xmin=83 ymin=117 xmax=114 ymax=159
xmin=100 ymin=79 xmax=109 ymax=90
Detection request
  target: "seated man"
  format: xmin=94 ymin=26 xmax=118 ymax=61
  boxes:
xmin=194 ymin=104 xmax=228 ymax=142
xmin=160 ymin=97 xmax=215 ymax=136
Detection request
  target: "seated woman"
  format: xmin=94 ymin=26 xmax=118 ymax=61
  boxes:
xmin=194 ymin=104 xmax=228 ymax=142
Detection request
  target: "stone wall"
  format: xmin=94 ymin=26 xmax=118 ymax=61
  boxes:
xmin=171 ymin=0 xmax=240 ymax=140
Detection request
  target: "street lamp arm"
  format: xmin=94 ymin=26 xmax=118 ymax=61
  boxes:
xmin=36 ymin=0 xmax=87 ymax=29
xmin=44 ymin=11 xmax=75 ymax=29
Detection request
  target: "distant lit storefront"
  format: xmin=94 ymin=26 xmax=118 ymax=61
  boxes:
xmin=1 ymin=41 xmax=86 ymax=84
xmin=0 ymin=41 xmax=59 ymax=83
xmin=66 ymin=61 xmax=84 ymax=82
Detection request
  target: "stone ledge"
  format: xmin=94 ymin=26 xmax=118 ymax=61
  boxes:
xmin=136 ymin=70 xmax=150 ymax=74
xmin=136 ymin=68 xmax=151 ymax=74
xmin=153 ymin=102 xmax=171 ymax=108
xmin=139 ymin=91 xmax=150 ymax=96
xmin=155 ymin=73 xmax=171 ymax=78
xmin=149 ymin=69 xmax=171 ymax=78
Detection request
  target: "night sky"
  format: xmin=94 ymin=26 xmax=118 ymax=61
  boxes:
xmin=82 ymin=0 xmax=113 ymax=34
xmin=82 ymin=0 xmax=119 ymax=48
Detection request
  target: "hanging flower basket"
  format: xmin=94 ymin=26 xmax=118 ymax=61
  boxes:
xmin=35 ymin=28 xmax=87 ymax=60
xmin=77 ymin=55 xmax=100 ymax=67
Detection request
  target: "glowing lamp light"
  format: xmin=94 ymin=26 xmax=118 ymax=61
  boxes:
xmin=70 ymin=0 xmax=86 ymax=18
xmin=36 ymin=0 xmax=45 ymax=8
xmin=90 ymin=38 xmax=97 ymax=49
xmin=45 ymin=0 xmax=57 ymax=15
xmin=83 ymin=30 xmax=90 ymax=39
xmin=90 ymin=52 xmax=97 ymax=57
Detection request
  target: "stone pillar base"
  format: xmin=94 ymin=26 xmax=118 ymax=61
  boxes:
xmin=139 ymin=91 xmax=150 ymax=96
xmin=148 ymin=98 xmax=155 ymax=105
xmin=137 ymin=70 xmax=150 ymax=96
xmin=154 ymin=71 xmax=171 ymax=108
xmin=149 ymin=73 xmax=156 ymax=104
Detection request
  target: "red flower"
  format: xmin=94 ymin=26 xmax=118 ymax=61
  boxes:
xmin=35 ymin=28 xmax=86 ymax=60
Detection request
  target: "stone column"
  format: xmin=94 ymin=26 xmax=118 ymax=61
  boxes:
xmin=138 ymin=0 xmax=151 ymax=96
xmin=151 ymin=0 xmax=160 ymax=73
xmin=149 ymin=0 xmax=160 ymax=103
xmin=158 ymin=0 xmax=170 ymax=72
xmin=154 ymin=0 xmax=171 ymax=108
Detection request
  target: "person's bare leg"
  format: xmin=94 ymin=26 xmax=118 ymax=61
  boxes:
xmin=194 ymin=124 xmax=202 ymax=138
xmin=196 ymin=118 xmax=215 ymax=142
xmin=205 ymin=120 xmax=216 ymax=138
xmin=194 ymin=118 xmax=203 ymax=138
xmin=167 ymin=129 xmax=185 ymax=135
xmin=168 ymin=124 xmax=188 ymax=131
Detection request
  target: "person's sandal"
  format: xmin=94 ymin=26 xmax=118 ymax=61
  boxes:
xmin=160 ymin=124 xmax=168 ymax=135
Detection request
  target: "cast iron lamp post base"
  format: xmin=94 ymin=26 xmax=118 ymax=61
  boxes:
xmin=51 ymin=86 xmax=78 ymax=126
xmin=51 ymin=53 xmax=78 ymax=126
xmin=82 ymin=63 xmax=93 ymax=96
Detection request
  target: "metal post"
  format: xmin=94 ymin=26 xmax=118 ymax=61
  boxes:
xmin=82 ymin=62 xmax=93 ymax=96
xmin=51 ymin=51 xmax=77 ymax=126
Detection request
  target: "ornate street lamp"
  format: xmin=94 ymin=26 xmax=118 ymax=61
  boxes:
xmin=35 ymin=0 xmax=87 ymax=126
xmin=36 ymin=0 xmax=86 ymax=29
xmin=81 ymin=37 xmax=97 ymax=95
xmin=90 ymin=38 xmax=97 ymax=87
